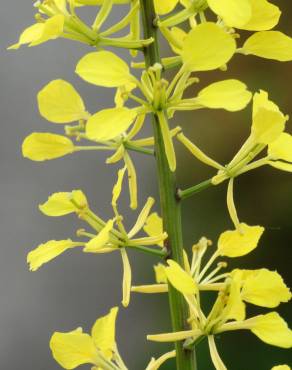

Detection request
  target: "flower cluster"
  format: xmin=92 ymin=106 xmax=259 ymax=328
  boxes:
xmin=133 ymin=227 xmax=292 ymax=368
xmin=9 ymin=0 xmax=292 ymax=369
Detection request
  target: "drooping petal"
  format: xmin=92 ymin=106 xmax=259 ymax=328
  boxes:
xmin=112 ymin=167 xmax=127 ymax=207
xmin=218 ymin=223 xmax=264 ymax=257
xmin=182 ymin=22 xmax=236 ymax=72
xmin=121 ymin=248 xmax=132 ymax=307
xmin=208 ymin=335 xmax=227 ymax=370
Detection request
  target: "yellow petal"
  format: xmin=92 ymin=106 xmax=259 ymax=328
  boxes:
xmin=253 ymin=90 xmax=280 ymax=116
xmin=154 ymin=0 xmax=179 ymax=15
xmin=147 ymin=329 xmax=202 ymax=342
xmin=251 ymin=108 xmax=287 ymax=144
xmin=84 ymin=220 xmax=114 ymax=253
xmin=225 ymin=279 xmax=246 ymax=321
xmin=218 ymin=223 xmax=264 ymax=257
xmin=86 ymin=108 xmax=137 ymax=141
xmin=241 ymin=0 xmax=281 ymax=31
xmin=145 ymin=350 xmax=176 ymax=370
xmin=165 ymin=260 xmax=197 ymax=295
xmin=182 ymin=22 xmax=236 ymax=72
xmin=157 ymin=111 xmax=176 ymax=171
xmin=168 ymin=27 xmax=187 ymax=55
xmin=8 ymin=23 xmax=44 ymax=50
xmin=32 ymin=15 xmax=64 ymax=46
xmin=112 ymin=167 xmax=127 ymax=207
xmin=22 ymin=133 xmax=74 ymax=161
xmin=114 ymin=82 xmax=136 ymax=107
xmin=243 ymin=31 xmax=292 ymax=61
xmin=121 ymin=248 xmax=132 ymax=307
xmin=128 ymin=197 xmax=155 ymax=238
xmin=268 ymin=161 xmax=292 ymax=173
xmin=131 ymin=284 xmax=168 ymax=293
xmin=272 ymin=366 xmax=291 ymax=370
xmin=76 ymin=0 xmax=128 ymax=4
xmin=50 ymin=329 xmax=99 ymax=369
xmin=154 ymin=263 xmax=167 ymax=283
xmin=251 ymin=312 xmax=292 ymax=348
xmin=76 ymin=51 xmax=132 ymax=87
xmin=208 ymin=335 xmax=227 ymax=370
xmin=39 ymin=190 xmax=88 ymax=216
xmin=27 ymin=239 xmax=82 ymax=271
xmin=268 ymin=133 xmax=292 ymax=162
xmin=207 ymin=0 xmax=251 ymax=28
xmin=91 ymin=307 xmax=118 ymax=357
xmin=124 ymin=152 xmax=138 ymax=210
xmin=37 ymin=80 xmax=88 ymax=123
xmin=143 ymin=213 xmax=164 ymax=244
xmin=196 ymin=79 xmax=252 ymax=112
xmin=241 ymin=269 xmax=291 ymax=308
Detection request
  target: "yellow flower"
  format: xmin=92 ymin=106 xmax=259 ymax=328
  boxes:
xmin=22 ymin=133 xmax=75 ymax=161
xmin=272 ymin=366 xmax=291 ymax=370
xmin=50 ymin=307 xmax=121 ymax=369
xmin=182 ymin=22 xmax=236 ymax=72
xmin=8 ymin=15 xmax=64 ymax=49
xmin=37 ymin=80 xmax=89 ymax=123
xmin=217 ymin=223 xmax=264 ymax=257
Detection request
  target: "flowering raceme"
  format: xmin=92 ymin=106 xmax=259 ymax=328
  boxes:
xmin=9 ymin=0 xmax=292 ymax=369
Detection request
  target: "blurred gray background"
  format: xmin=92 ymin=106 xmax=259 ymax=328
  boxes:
xmin=0 ymin=1 xmax=291 ymax=369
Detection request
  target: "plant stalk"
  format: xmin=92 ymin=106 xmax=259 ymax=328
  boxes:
xmin=140 ymin=1 xmax=197 ymax=369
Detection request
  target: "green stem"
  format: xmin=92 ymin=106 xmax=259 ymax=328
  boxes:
xmin=178 ymin=179 xmax=213 ymax=200
xmin=140 ymin=1 xmax=197 ymax=369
